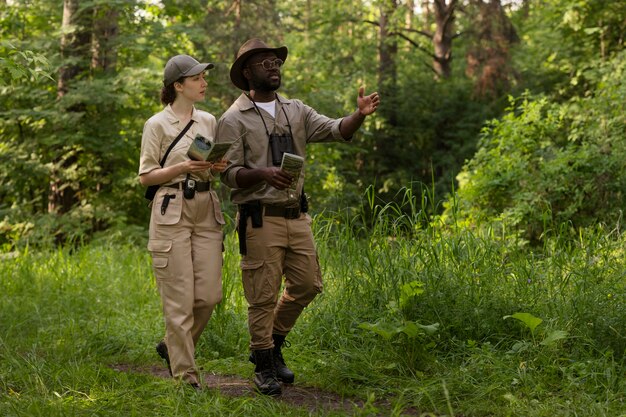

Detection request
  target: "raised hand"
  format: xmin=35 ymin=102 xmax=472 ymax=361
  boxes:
xmin=357 ymin=86 xmax=380 ymax=116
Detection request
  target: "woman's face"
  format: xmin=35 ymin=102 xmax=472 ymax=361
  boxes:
xmin=175 ymin=72 xmax=208 ymax=103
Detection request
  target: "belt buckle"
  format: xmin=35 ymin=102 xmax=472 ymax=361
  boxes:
xmin=285 ymin=207 xmax=300 ymax=219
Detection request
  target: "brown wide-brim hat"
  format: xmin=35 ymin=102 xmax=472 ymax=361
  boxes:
xmin=229 ymin=38 xmax=288 ymax=91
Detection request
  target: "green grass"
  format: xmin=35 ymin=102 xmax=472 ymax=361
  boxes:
xmin=0 ymin=201 xmax=624 ymax=416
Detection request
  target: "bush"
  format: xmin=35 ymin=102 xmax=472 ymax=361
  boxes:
xmin=446 ymin=51 xmax=626 ymax=242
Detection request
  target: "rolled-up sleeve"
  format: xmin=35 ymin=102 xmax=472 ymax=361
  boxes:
xmin=138 ymin=119 xmax=161 ymax=176
xmin=301 ymin=103 xmax=345 ymax=143
xmin=216 ymin=117 xmax=245 ymax=188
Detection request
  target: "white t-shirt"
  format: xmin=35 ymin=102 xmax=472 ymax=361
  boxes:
xmin=255 ymin=100 xmax=276 ymax=118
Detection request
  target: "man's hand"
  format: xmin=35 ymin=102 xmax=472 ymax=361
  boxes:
xmin=263 ymin=167 xmax=293 ymax=190
xmin=357 ymin=86 xmax=380 ymax=116
xmin=338 ymin=87 xmax=381 ymax=139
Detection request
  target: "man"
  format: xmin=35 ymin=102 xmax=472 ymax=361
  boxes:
xmin=216 ymin=38 xmax=380 ymax=396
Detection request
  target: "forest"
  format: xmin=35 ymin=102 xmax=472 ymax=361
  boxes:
xmin=1 ymin=1 xmax=625 ymax=416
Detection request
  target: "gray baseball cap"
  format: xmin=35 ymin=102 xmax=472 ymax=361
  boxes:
xmin=163 ymin=55 xmax=214 ymax=86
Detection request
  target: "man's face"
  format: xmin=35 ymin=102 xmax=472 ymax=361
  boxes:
xmin=244 ymin=52 xmax=282 ymax=92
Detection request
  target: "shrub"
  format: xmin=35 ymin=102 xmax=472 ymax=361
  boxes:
xmin=446 ymin=51 xmax=626 ymax=242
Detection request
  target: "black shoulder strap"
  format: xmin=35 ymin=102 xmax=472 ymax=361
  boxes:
xmin=159 ymin=119 xmax=194 ymax=167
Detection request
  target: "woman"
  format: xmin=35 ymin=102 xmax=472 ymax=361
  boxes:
xmin=138 ymin=54 xmax=226 ymax=389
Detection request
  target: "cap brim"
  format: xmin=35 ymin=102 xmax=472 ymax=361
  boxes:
xmin=183 ymin=62 xmax=215 ymax=77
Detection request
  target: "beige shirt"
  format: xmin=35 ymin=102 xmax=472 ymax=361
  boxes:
xmin=139 ymin=104 xmax=217 ymax=184
xmin=216 ymin=93 xmax=347 ymax=206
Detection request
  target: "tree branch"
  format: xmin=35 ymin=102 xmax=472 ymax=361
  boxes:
xmin=400 ymin=26 xmax=433 ymax=39
xmin=392 ymin=32 xmax=435 ymax=59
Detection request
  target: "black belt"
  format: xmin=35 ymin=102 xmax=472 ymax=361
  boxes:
xmin=165 ymin=181 xmax=211 ymax=192
xmin=237 ymin=201 xmax=306 ymax=256
xmin=263 ymin=205 xmax=301 ymax=219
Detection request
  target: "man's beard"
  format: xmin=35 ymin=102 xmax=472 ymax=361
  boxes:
xmin=249 ymin=73 xmax=281 ymax=92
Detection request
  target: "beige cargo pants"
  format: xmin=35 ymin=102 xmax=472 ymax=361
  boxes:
xmin=148 ymin=186 xmax=224 ymax=384
xmin=241 ymin=212 xmax=323 ymax=351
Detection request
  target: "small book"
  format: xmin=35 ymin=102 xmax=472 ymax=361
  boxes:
xmin=280 ymin=152 xmax=305 ymax=192
xmin=187 ymin=134 xmax=235 ymax=162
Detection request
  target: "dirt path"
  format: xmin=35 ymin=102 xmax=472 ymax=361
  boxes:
xmin=111 ymin=364 xmax=422 ymax=416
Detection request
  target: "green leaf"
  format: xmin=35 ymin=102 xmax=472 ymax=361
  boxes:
xmin=399 ymin=281 xmax=424 ymax=308
xmin=540 ymin=330 xmax=569 ymax=346
xmin=359 ymin=320 xmax=439 ymax=340
xmin=503 ymin=312 xmax=543 ymax=335
xmin=400 ymin=321 xmax=420 ymax=338
xmin=416 ymin=322 xmax=440 ymax=335
xmin=507 ymin=340 xmax=531 ymax=354
xmin=358 ymin=321 xmax=397 ymax=340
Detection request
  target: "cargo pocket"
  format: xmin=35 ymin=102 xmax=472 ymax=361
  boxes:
xmin=210 ymin=190 xmax=225 ymax=225
xmin=240 ymin=259 xmax=274 ymax=304
xmin=148 ymin=239 xmax=173 ymax=281
xmin=313 ymin=252 xmax=323 ymax=294
xmin=153 ymin=188 xmax=183 ymax=225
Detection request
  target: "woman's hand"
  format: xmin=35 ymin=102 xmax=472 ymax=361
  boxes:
xmin=210 ymin=159 xmax=228 ymax=174
xmin=183 ymin=160 xmax=213 ymax=174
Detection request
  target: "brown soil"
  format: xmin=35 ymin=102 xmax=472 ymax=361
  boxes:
xmin=111 ymin=363 xmax=423 ymax=416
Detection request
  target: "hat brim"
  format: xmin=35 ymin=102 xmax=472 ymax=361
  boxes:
xmin=230 ymin=46 xmax=288 ymax=91
xmin=183 ymin=62 xmax=215 ymax=78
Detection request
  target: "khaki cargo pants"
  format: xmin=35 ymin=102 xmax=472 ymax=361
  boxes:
xmin=148 ymin=186 xmax=224 ymax=384
xmin=241 ymin=212 xmax=323 ymax=351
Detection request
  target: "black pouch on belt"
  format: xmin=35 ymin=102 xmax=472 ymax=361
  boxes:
xmin=300 ymin=187 xmax=308 ymax=213
xmin=249 ymin=201 xmax=263 ymax=228
xmin=183 ymin=174 xmax=196 ymax=199
xmin=238 ymin=206 xmax=248 ymax=255
xmin=238 ymin=202 xmax=263 ymax=255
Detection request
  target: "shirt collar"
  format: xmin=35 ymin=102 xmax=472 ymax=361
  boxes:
xmin=164 ymin=104 xmax=199 ymax=124
xmin=236 ymin=93 xmax=292 ymax=112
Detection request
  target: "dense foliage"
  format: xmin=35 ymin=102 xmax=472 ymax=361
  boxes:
xmin=1 ymin=1 xmax=624 ymax=249
xmin=448 ymin=51 xmax=626 ymax=240
xmin=0 ymin=0 xmax=524 ymax=248
xmin=447 ymin=1 xmax=626 ymax=242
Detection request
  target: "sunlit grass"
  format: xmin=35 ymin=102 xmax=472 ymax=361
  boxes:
xmin=0 ymin=189 xmax=624 ymax=416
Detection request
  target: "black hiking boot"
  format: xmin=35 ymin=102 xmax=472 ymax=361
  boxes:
xmin=271 ymin=334 xmax=295 ymax=383
xmin=252 ymin=348 xmax=282 ymax=396
xmin=156 ymin=340 xmax=172 ymax=376
xmin=248 ymin=334 xmax=295 ymax=383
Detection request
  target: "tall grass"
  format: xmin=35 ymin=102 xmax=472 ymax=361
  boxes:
xmin=0 ymin=187 xmax=624 ymax=416
xmin=299 ymin=186 xmax=624 ymax=415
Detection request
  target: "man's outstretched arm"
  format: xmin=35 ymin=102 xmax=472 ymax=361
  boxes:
xmin=339 ymin=86 xmax=380 ymax=139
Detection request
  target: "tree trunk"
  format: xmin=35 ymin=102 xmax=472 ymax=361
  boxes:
xmin=229 ymin=0 xmax=242 ymax=59
xmin=432 ymin=0 xmax=457 ymax=79
xmin=378 ymin=0 xmax=398 ymax=127
xmin=51 ymin=0 xmax=91 ymax=215
xmin=465 ymin=0 xmax=519 ymax=97
xmin=57 ymin=0 xmax=91 ymax=98
xmin=91 ymin=3 xmax=118 ymax=202
xmin=91 ymin=5 xmax=118 ymax=73
xmin=421 ymin=0 xmax=431 ymax=22
xmin=405 ymin=0 xmax=415 ymax=28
